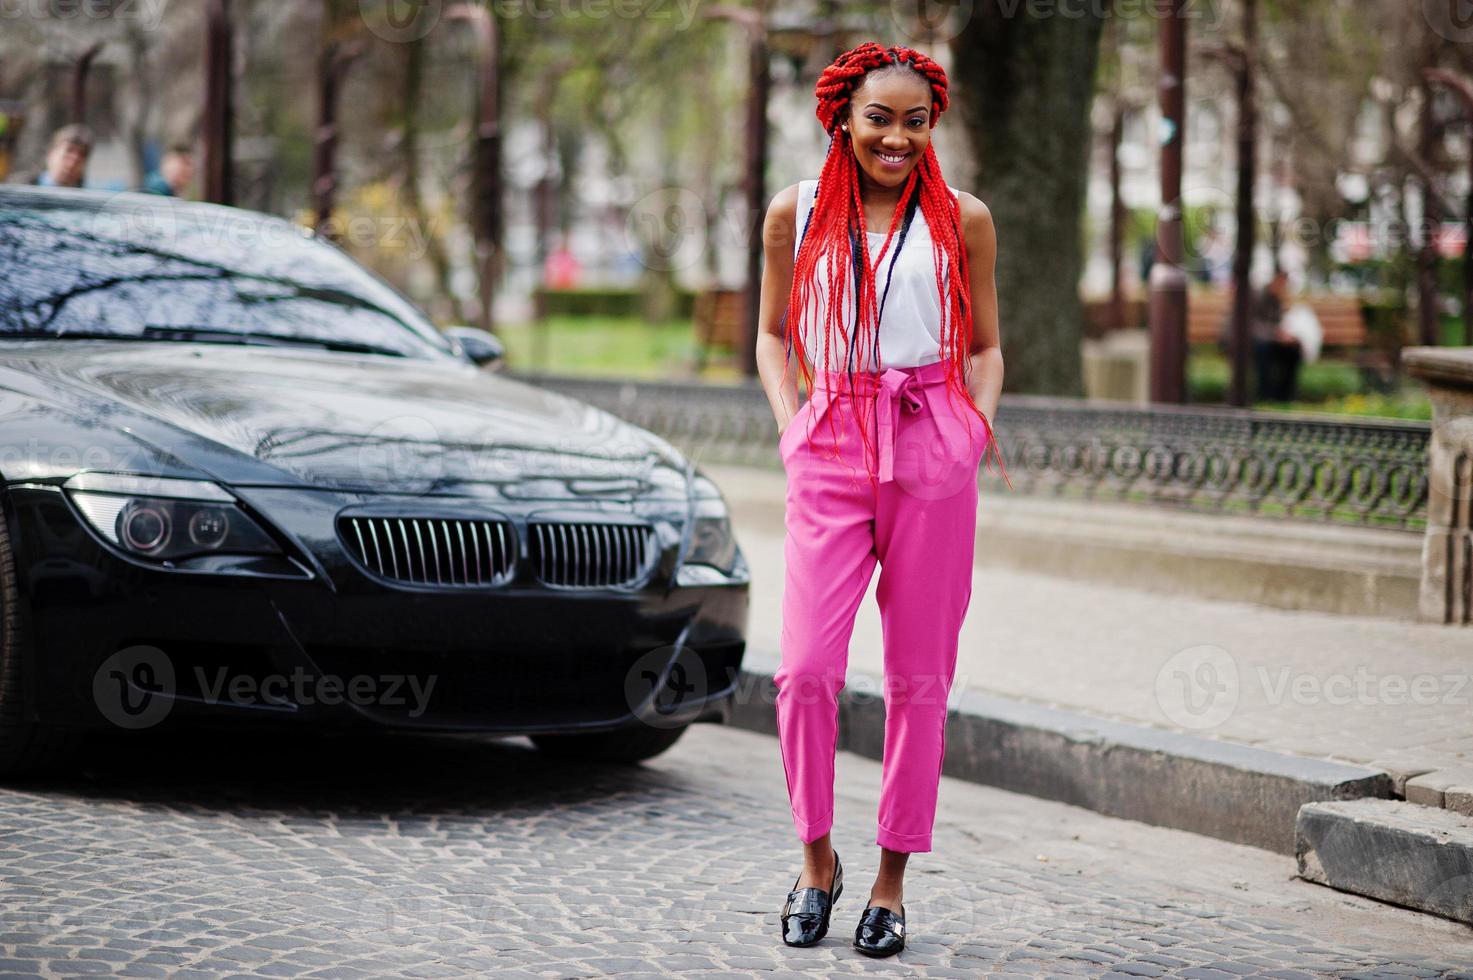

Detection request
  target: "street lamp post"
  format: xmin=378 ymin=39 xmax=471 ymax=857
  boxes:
xmin=1198 ymin=0 xmax=1258 ymax=408
xmin=313 ymin=38 xmax=363 ymax=239
xmin=1149 ymin=0 xmax=1189 ymax=404
xmin=202 ymin=0 xmax=234 ymax=205
xmin=446 ymin=3 xmax=503 ymax=335
xmin=704 ymin=4 xmax=770 ymax=379
xmin=1424 ymin=66 xmax=1473 ymax=348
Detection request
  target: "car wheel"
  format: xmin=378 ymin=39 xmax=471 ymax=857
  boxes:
xmin=531 ymin=723 xmax=689 ymax=764
xmin=0 ymin=497 xmax=82 ymax=779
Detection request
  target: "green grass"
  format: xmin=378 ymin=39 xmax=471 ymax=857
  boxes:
xmin=493 ymin=316 xmax=740 ymax=380
xmin=1438 ymin=313 xmax=1467 ymax=347
xmin=1253 ymin=391 xmax=1433 ymax=421
xmin=486 ymin=317 xmax=1439 ymax=420
xmin=1187 ymin=349 xmax=1432 ymax=420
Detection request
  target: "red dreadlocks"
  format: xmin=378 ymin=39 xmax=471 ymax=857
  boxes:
xmin=781 ymin=41 xmax=1011 ymax=491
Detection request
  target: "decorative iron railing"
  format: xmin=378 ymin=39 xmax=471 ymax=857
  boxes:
xmin=507 ymin=371 xmax=1430 ymax=532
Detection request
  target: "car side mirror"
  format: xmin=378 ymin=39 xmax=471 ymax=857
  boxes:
xmin=444 ymin=325 xmax=505 ymax=368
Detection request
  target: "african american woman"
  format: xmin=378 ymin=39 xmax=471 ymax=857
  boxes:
xmin=755 ymin=41 xmax=1013 ymax=958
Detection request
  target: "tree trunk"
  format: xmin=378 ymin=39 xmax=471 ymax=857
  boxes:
xmin=399 ymin=32 xmax=468 ymax=326
xmin=951 ymin=11 xmax=1107 ymax=395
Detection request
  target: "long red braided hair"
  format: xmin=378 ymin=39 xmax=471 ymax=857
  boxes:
xmin=781 ymin=41 xmax=1011 ymax=490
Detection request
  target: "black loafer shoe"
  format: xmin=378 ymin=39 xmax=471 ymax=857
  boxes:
xmin=853 ymin=903 xmax=905 ymax=957
xmin=780 ymin=850 xmax=843 ymax=947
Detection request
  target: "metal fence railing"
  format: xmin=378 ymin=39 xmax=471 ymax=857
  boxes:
xmin=507 ymin=370 xmax=1431 ymax=532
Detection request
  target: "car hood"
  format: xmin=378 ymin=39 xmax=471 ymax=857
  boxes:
xmin=0 ymin=342 xmax=689 ymax=499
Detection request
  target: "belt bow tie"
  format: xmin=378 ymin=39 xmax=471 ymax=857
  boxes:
xmin=877 ymin=368 xmax=926 ymax=484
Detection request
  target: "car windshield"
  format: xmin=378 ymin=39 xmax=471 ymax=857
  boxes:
xmin=0 ymin=193 xmax=456 ymax=359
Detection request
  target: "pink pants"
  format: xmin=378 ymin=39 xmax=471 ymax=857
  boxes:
xmin=774 ymin=358 xmax=994 ymax=853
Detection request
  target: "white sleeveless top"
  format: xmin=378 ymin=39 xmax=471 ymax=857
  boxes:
xmin=790 ymin=178 xmax=961 ymax=372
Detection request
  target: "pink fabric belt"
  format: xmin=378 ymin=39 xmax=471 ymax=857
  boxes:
xmin=812 ymin=360 xmax=959 ymax=485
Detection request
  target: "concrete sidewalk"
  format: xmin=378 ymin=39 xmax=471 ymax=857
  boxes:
xmin=707 ymin=462 xmax=1473 ymax=851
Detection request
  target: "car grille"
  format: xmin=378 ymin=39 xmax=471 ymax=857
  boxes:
xmin=340 ymin=516 xmax=516 ymax=588
xmin=528 ymin=521 xmax=656 ymax=589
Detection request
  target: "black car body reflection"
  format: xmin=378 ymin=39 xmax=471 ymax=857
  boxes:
xmin=0 ymin=186 xmax=749 ymax=773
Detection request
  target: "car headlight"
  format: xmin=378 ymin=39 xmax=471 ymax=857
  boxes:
xmin=681 ymin=497 xmax=737 ymax=574
xmin=63 ymin=473 xmax=284 ymax=563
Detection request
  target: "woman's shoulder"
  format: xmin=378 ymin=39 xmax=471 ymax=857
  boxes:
xmin=763 ymin=183 xmax=801 ymax=250
xmin=951 ymin=189 xmax=993 ymax=235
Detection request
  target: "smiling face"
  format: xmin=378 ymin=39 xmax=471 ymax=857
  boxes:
xmin=842 ymin=69 xmax=933 ymax=192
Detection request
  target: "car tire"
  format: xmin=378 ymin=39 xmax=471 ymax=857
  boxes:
xmin=531 ymin=723 xmax=689 ymax=764
xmin=0 ymin=497 xmax=82 ymax=779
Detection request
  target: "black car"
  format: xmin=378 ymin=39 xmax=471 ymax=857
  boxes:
xmin=0 ymin=185 xmax=749 ymax=775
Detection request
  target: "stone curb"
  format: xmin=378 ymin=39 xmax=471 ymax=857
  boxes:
xmin=729 ymin=652 xmax=1393 ymax=856
xmin=1296 ymin=799 xmax=1473 ymax=925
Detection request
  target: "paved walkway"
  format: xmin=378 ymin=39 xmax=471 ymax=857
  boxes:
xmin=707 ymin=463 xmax=1472 ymax=793
xmin=2 ymin=724 xmax=1471 ymax=976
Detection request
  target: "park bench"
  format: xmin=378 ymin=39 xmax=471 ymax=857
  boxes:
xmin=692 ymin=288 xmax=745 ymax=371
xmin=1185 ymin=289 xmax=1368 ymax=350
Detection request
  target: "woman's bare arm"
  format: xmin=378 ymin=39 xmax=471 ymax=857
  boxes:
xmin=959 ymin=191 xmax=1003 ymax=425
xmin=756 ymin=182 xmax=803 ymax=436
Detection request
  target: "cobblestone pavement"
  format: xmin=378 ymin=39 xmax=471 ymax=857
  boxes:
xmin=0 ymin=723 xmax=1471 ymax=978
xmin=707 ymin=463 xmax=1473 ymax=784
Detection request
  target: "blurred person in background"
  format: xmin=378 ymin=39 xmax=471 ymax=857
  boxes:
xmin=143 ymin=144 xmax=195 ymax=197
xmin=27 ymin=124 xmax=92 ymax=188
xmin=543 ymin=234 xmax=582 ymax=289
xmin=1220 ymin=269 xmax=1301 ymax=401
